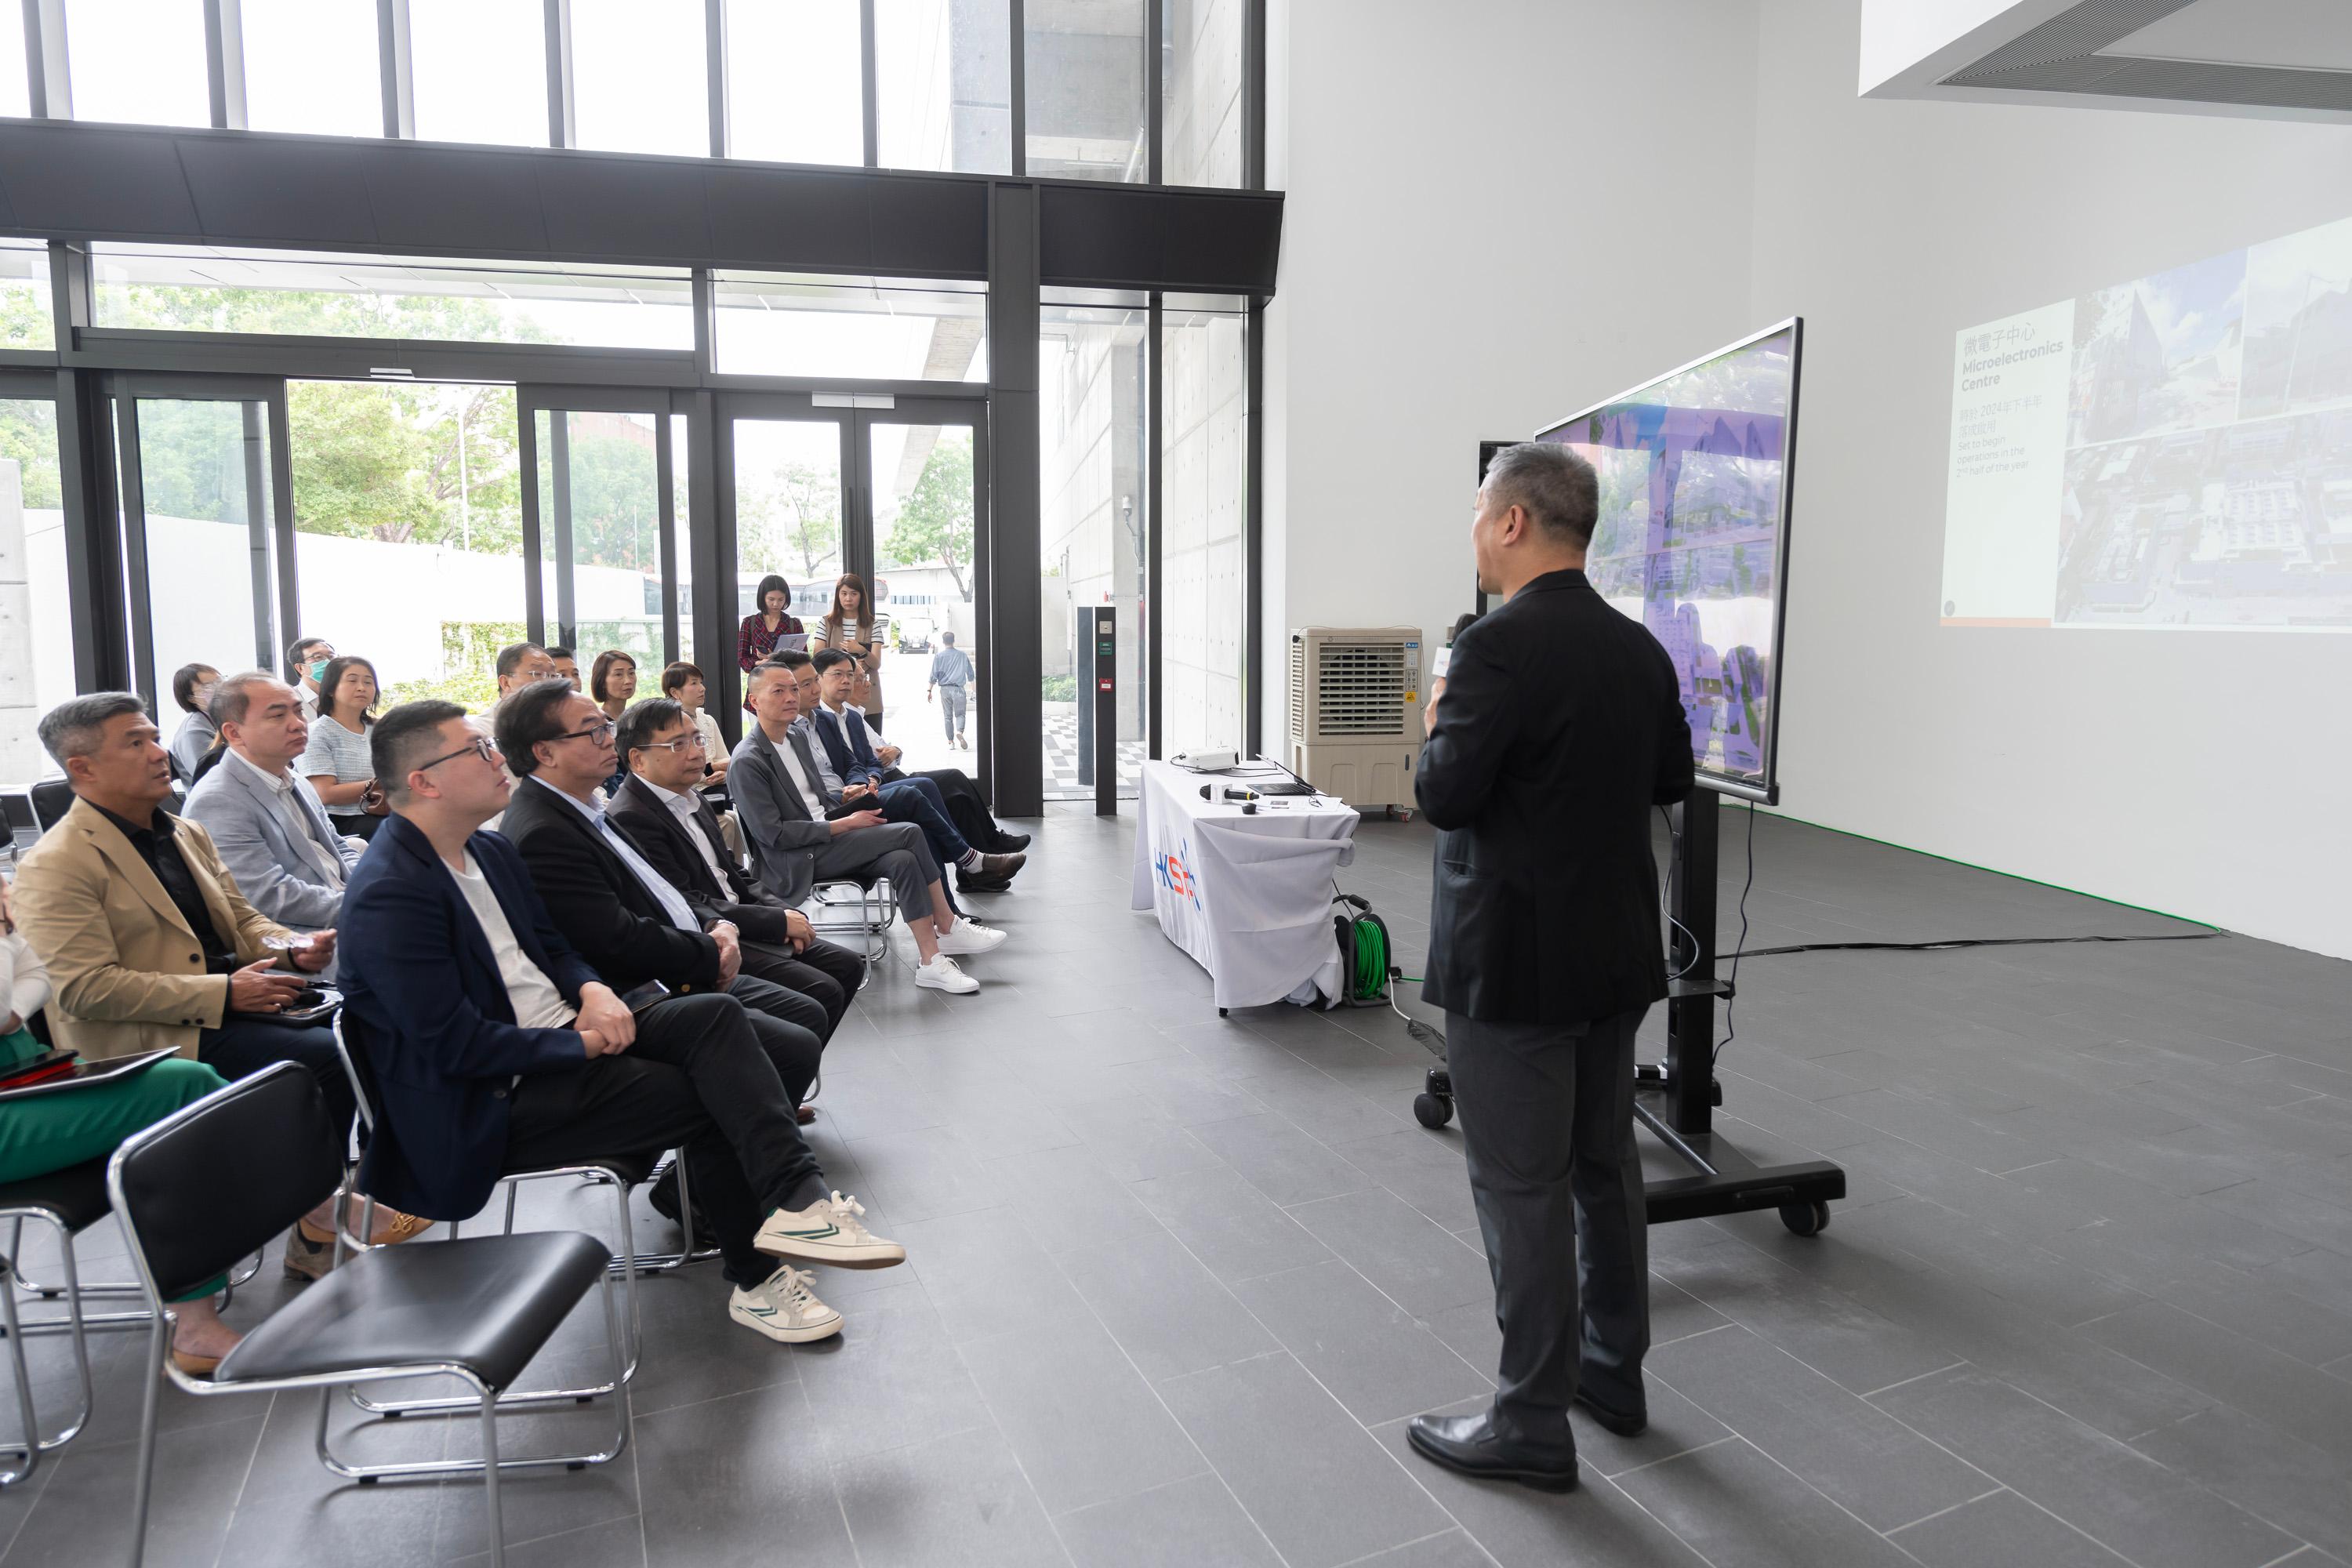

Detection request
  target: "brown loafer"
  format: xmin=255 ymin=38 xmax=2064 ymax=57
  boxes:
xmin=795 ymin=1104 xmax=817 ymax=1125
xmin=169 ymin=1345 xmax=224 ymax=1378
xmin=298 ymin=1203 xmax=435 ymax=1251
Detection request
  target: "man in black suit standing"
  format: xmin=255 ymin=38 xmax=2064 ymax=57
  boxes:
xmin=607 ymin=697 xmax=866 ymax=1040
xmin=1406 ymin=441 xmax=1694 ymax=1493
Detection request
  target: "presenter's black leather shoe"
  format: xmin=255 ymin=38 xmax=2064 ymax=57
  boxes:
xmin=991 ymin=830 xmax=1032 ymax=852
xmin=1406 ymin=1412 xmax=1578 ymax=1493
xmin=1573 ymin=1387 xmax=1648 ymax=1437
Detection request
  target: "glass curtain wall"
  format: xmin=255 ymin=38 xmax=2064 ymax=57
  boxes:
xmin=1164 ymin=0 xmax=1246 ymax=187
xmin=571 ymin=0 xmax=710 ymax=157
xmin=1039 ymin=292 xmax=1147 ymax=800
xmin=241 ymin=0 xmax=382 ymax=137
xmin=0 ymin=398 xmax=70 ymax=781
xmin=290 ymin=381 xmax=528 ymax=711
xmin=1160 ymin=295 xmax=1247 ymax=759
xmin=1024 ymin=0 xmax=1147 ymax=182
xmin=733 ymin=419 xmax=847 ymax=627
xmin=532 ymin=408 xmax=669 ymax=663
xmin=0 ymin=244 xmax=54 ymax=351
xmin=60 ymin=0 xmax=211 ymax=127
xmin=126 ymin=397 xmax=278 ymax=710
xmin=725 ymin=0 xmax=864 ymax=165
xmin=877 ymin=0 xmax=1014 ymax=174
xmin=410 ymin=0 xmax=548 ymax=147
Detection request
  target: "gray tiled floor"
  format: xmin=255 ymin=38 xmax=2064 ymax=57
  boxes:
xmin=7 ymin=806 xmax=2352 ymax=1567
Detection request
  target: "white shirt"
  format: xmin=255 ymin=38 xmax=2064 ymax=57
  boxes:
xmin=527 ymin=778 xmax=701 ymax=932
xmin=637 ymin=778 xmax=731 ymax=891
xmin=765 ymin=724 xmax=827 ymax=818
xmin=229 ymin=748 xmax=348 ymax=887
xmin=445 ymin=851 xmax=575 ymax=1030
xmin=0 ymin=929 xmax=52 ymax=1028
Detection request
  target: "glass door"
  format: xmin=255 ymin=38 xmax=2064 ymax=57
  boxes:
xmin=518 ymin=389 xmax=684 ymax=672
xmin=863 ymin=404 xmax=987 ymax=779
xmin=716 ymin=393 xmax=985 ymax=770
xmin=112 ymin=376 xmax=295 ymax=712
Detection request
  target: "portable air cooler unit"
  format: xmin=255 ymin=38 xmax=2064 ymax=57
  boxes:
xmin=1287 ymin=627 xmax=1425 ymax=811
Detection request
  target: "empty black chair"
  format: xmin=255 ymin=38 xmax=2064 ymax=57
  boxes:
xmin=108 ymin=1062 xmax=629 ymax=1568
xmin=25 ymin=780 xmax=71 ymax=833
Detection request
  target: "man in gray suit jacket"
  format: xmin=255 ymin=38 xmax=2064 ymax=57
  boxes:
xmin=728 ymin=660 xmax=1004 ymax=995
xmin=183 ymin=673 xmax=359 ymax=967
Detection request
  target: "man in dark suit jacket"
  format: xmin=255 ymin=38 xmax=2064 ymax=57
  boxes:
xmin=491 ymin=682 xmax=830 ymax=1110
xmin=606 ymin=697 xmax=866 ymax=1039
xmin=1406 ymin=441 xmax=1695 ymax=1492
xmin=339 ymin=699 xmax=906 ymax=1346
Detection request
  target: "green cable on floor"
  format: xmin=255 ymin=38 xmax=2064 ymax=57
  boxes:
xmin=1347 ymin=909 xmax=1392 ymax=1003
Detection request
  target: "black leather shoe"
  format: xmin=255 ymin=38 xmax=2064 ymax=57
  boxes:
xmin=957 ymin=872 xmax=1011 ymax=895
xmin=647 ymin=1168 xmax=720 ymax=1250
xmin=1573 ymin=1388 xmax=1647 ymax=1437
xmin=1406 ymin=1412 xmax=1577 ymax=1492
xmin=992 ymin=830 xmax=1032 ymax=852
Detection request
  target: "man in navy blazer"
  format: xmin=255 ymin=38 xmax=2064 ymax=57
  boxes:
xmin=338 ymin=699 xmax=909 ymax=1346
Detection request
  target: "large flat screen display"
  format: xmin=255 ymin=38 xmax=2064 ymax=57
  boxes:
xmin=1534 ymin=319 xmax=1801 ymax=804
xmin=1943 ymin=212 xmax=2352 ymax=630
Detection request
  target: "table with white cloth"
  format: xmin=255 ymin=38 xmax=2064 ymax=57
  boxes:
xmin=1130 ymin=760 xmax=1361 ymax=1010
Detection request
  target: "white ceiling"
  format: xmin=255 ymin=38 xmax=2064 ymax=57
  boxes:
xmin=2106 ymin=0 xmax=2352 ymax=73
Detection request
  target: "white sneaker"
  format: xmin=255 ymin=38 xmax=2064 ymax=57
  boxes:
xmin=915 ymin=953 xmax=980 ymax=993
xmin=728 ymin=1265 xmax=843 ymax=1344
xmin=754 ymin=1191 xmax=908 ymax=1269
xmin=935 ymin=920 xmax=1007 ymax=956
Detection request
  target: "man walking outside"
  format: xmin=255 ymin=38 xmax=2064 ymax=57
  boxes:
xmin=926 ymin=632 xmax=973 ymax=750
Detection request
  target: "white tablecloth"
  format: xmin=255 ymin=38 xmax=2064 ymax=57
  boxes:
xmin=1130 ymin=760 xmax=1360 ymax=1009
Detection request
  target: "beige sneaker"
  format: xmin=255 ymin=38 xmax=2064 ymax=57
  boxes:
xmin=729 ymin=1265 xmax=844 ymax=1344
xmin=753 ymin=1191 xmax=907 ymax=1270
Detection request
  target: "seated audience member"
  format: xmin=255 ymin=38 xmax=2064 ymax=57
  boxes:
xmin=491 ymin=681 xmax=831 ymax=1111
xmin=11 ymin=693 xmax=426 ymax=1281
xmin=0 ymin=877 xmax=241 ymax=1373
xmin=338 ymin=700 xmax=903 ymax=1344
xmin=590 ymin=650 xmax=637 ymax=796
xmin=608 ymin=699 xmax=866 ymax=1039
xmin=546 ymin=647 xmax=581 ymax=691
xmin=731 ymin=661 xmax=1002 ymax=995
xmin=166 ymin=662 xmax=222 ymax=779
xmin=184 ymin=673 xmax=360 ymax=951
xmin=659 ymin=661 xmax=732 ymax=789
xmin=285 ymin=635 xmax=334 ymax=723
xmin=490 ymin=641 xmax=561 ymax=717
xmin=794 ymin=648 xmax=1024 ymax=894
xmin=739 ymin=573 xmax=804 ymax=673
xmin=300 ymin=655 xmax=389 ymax=842
xmin=844 ymin=659 xmax=1029 ymax=855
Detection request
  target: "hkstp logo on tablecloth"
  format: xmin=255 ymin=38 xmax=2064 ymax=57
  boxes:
xmin=1154 ymin=837 xmax=1203 ymax=911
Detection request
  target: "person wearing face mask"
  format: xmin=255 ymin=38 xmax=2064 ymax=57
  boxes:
xmin=285 ymin=636 xmax=335 ymax=724
xmin=167 ymin=662 xmax=223 ymax=779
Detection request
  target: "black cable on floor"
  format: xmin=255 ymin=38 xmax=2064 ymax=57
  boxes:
xmin=1733 ymin=930 xmax=2225 ymax=958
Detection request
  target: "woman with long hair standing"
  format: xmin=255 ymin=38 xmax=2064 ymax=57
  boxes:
xmin=812 ymin=571 xmax=887 ymax=731
xmin=300 ymin=654 xmax=389 ymax=840
xmin=738 ymin=573 xmax=804 ymax=672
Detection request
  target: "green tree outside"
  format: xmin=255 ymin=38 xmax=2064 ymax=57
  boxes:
xmin=882 ymin=434 xmax=975 ymax=601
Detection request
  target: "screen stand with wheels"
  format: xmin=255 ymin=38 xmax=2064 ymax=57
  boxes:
xmin=1635 ymin=788 xmax=1845 ymax=1235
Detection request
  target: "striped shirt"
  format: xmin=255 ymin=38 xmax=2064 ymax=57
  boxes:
xmin=299 ymin=714 xmax=376 ymax=819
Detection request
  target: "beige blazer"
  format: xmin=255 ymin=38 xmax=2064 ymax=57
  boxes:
xmin=12 ymin=797 xmax=297 ymax=1061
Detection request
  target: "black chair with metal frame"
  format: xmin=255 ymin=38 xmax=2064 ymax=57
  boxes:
xmin=110 ymin=1062 xmax=628 ymax=1568
xmin=0 ymin=1153 xmax=265 ymax=1486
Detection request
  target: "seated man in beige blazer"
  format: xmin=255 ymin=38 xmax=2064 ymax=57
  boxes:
xmin=12 ymin=692 xmax=427 ymax=1281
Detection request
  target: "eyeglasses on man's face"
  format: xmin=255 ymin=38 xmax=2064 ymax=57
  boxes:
xmin=418 ymin=736 xmax=499 ymax=773
xmin=635 ymin=731 xmax=706 ymax=757
xmin=553 ymin=717 xmax=618 ymax=750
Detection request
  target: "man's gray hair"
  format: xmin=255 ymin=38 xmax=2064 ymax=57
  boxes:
xmin=208 ymin=670 xmax=289 ymax=732
xmin=37 ymin=692 xmax=150 ymax=765
xmin=1484 ymin=441 xmax=1600 ymax=546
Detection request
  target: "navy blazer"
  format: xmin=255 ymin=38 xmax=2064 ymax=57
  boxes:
xmin=805 ymin=707 xmax=886 ymax=789
xmin=337 ymin=812 xmax=598 ymax=1220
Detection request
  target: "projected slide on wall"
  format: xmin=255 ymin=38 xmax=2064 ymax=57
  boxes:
xmin=1539 ymin=321 xmax=1796 ymax=797
xmin=1942 ymin=213 xmax=2352 ymax=630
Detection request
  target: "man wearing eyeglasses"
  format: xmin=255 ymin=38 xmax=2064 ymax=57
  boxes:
xmin=337 ymin=698 xmax=902 ymax=1346
xmin=605 ymin=699 xmax=867 ymax=1043
xmin=492 ymin=682 xmax=834 ymax=1123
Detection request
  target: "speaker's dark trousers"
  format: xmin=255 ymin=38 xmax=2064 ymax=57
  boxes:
xmin=1446 ymin=1004 xmax=1650 ymax=1450
xmin=503 ymin=991 xmax=823 ymax=1288
xmin=736 ymin=935 xmax=865 ymax=1044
